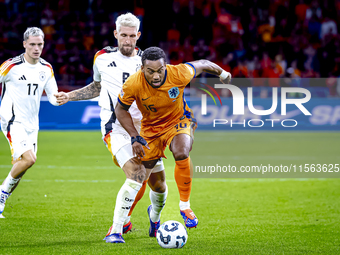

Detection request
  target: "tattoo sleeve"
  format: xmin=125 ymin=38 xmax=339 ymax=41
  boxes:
xmin=68 ymin=81 xmax=101 ymax=101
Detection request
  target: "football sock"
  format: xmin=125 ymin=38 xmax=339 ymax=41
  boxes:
xmin=149 ymin=184 xmax=168 ymax=222
xmin=124 ymin=216 xmax=131 ymax=226
xmin=110 ymin=179 xmax=142 ymax=234
xmin=124 ymin=179 xmax=148 ymax=225
xmin=174 ymin=157 xmax=192 ymax=203
xmin=2 ymin=172 xmax=20 ymax=193
xmin=179 ymin=200 xmax=191 ymax=211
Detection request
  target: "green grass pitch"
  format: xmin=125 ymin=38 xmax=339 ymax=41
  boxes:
xmin=0 ymin=131 xmax=339 ymax=254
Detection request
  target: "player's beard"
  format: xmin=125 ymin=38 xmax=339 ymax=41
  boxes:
xmin=119 ymin=44 xmax=135 ymax=57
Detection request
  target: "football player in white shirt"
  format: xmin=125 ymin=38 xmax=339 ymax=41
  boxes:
xmin=55 ymin=13 xmax=167 ymax=243
xmin=0 ymin=27 xmax=59 ymax=218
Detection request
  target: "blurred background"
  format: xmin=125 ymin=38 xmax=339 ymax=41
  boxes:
xmin=1 ymin=3 xmax=340 ymax=254
xmin=1 ymin=0 xmax=340 ymax=97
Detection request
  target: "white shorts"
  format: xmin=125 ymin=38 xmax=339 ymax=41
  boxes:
xmin=116 ymin=144 xmax=165 ymax=172
xmin=100 ymin=108 xmax=164 ymax=172
xmin=1 ymin=121 xmax=38 ymax=163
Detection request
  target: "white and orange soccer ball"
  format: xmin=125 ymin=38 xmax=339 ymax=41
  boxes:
xmin=156 ymin=220 xmax=188 ymax=249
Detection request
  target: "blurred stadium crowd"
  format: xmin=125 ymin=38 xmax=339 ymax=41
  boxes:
xmin=0 ymin=0 xmax=340 ymax=97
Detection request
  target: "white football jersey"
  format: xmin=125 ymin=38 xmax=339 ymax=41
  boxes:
xmin=0 ymin=54 xmax=58 ymax=131
xmin=93 ymin=46 xmax=142 ymax=122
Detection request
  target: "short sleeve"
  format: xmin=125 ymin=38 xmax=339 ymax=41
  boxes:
xmin=0 ymin=70 xmax=6 ymax=84
xmin=171 ymin=63 xmax=196 ymax=85
xmin=93 ymin=60 xmax=101 ymax=82
xmin=118 ymin=80 xmax=136 ymax=109
xmin=0 ymin=60 xmax=12 ymax=84
xmin=44 ymin=68 xmax=59 ymax=106
xmin=184 ymin=63 xmax=196 ymax=78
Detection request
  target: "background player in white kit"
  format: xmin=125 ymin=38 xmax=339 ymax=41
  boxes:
xmin=55 ymin=13 xmax=168 ymax=243
xmin=0 ymin=27 xmax=59 ymax=218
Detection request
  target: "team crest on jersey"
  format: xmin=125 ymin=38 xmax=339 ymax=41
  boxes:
xmin=168 ymin=87 xmax=180 ymax=99
xmin=136 ymin=64 xmax=141 ymax=72
xmin=120 ymin=89 xmax=124 ymax=98
xmin=39 ymin=71 xmax=46 ymax=81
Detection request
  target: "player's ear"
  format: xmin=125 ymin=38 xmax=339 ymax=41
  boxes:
xmin=137 ymin=31 xmax=141 ymax=40
xmin=141 ymin=64 xmax=144 ymax=73
xmin=23 ymin=41 xmax=27 ymax=49
xmin=114 ymin=30 xmax=118 ymax=39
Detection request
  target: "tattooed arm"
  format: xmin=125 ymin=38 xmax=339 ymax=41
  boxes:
xmin=54 ymin=81 xmax=101 ymax=106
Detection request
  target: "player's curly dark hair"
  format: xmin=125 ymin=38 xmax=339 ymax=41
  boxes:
xmin=141 ymin=47 xmax=166 ymax=65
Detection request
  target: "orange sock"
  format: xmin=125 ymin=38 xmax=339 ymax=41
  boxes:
xmin=128 ymin=180 xmax=147 ymax=217
xmin=174 ymin=157 xmax=192 ymax=202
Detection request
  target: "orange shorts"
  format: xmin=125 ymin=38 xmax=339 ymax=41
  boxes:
xmin=142 ymin=117 xmax=197 ymax=161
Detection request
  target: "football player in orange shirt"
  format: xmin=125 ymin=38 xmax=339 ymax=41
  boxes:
xmin=55 ymin=13 xmax=168 ymax=244
xmin=116 ymin=46 xmax=231 ymax=230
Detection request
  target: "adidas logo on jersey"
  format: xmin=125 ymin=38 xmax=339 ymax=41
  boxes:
xmin=108 ymin=61 xmax=116 ymax=67
xmin=19 ymin=75 xmax=26 ymax=80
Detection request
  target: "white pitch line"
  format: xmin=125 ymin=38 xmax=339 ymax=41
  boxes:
xmin=206 ymin=178 xmax=329 ymax=182
xmin=0 ymin=165 xmax=114 ymax=170
xmin=12 ymin=179 xmax=117 ymax=183
xmin=0 ymin=178 xmax=331 ymax=183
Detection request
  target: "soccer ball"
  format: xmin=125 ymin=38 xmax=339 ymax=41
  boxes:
xmin=156 ymin=220 xmax=188 ymax=249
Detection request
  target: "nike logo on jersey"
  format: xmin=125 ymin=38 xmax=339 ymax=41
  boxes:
xmin=107 ymin=61 xmax=116 ymax=67
xmin=19 ymin=75 xmax=26 ymax=80
xmin=142 ymin=97 xmax=151 ymax=101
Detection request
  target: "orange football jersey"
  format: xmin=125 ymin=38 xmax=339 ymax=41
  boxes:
xmin=118 ymin=63 xmax=196 ymax=138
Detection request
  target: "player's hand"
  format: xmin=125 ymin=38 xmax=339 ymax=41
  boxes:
xmin=132 ymin=142 xmax=146 ymax=159
xmin=131 ymin=136 xmax=150 ymax=159
xmin=220 ymin=72 xmax=232 ymax=84
xmin=54 ymin=92 xmax=70 ymax=106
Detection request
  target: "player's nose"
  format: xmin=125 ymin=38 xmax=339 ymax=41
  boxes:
xmin=153 ymin=73 xmax=161 ymax=80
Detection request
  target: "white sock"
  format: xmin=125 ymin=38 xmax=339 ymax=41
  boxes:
xmin=124 ymin=215 xmax=131 ymax=225
xmin=110 ymin=179 xmax=142 ymax=234
xmin=149 ymin=185 xmax=168 ymax=222
xmin=179 ymin=200 xmax=190 ymax=211
xmin=2 ymin=172 xmax=20 ymax=193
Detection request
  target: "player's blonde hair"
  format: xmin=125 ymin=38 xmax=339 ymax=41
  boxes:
xmin=115 ymin=12 xmax=140 ymax=32
xmin=23 ymin=27 xmax=44 ymax=41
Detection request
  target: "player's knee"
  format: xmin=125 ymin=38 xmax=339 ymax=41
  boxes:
xmin=133 ymin=167 xmax=146 ymax=183
xmin=172 ymin=145 xmax=190 ymax=161
xmin=30 ymin=153 xmax=37 ymax=165
xmin=23 ymin=154 xmax=36 ymax=168
xmin=174 ymin=152 xmax=189 ymax=161
xmin=151 ymin=180 xmax=167 ymax=193
xmin=26 ymin=158 xmax=36 ymax=168
xmin=124 ymin=158 xmax=146 ymax=183
xmin=21 ymin=150 xmax=37 ymax=166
